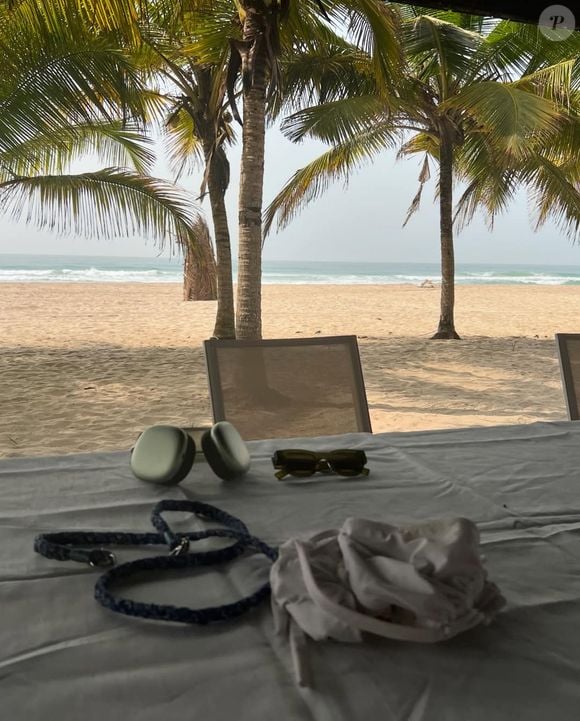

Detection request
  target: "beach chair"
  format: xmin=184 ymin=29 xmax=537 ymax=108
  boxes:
xmin=203 ymin=335 xmax=372 ymax=440
xmin=555 ymin=333 xmax=580 ymax=420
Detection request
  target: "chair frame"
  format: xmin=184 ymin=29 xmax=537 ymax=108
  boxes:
xmin=555 ymin=333 xmax=580 ymax=421
xmin=204 ymin=335 xmax=372 ymax=434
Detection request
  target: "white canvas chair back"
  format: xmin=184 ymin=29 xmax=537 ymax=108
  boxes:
xmin=204 ymin=336 xmax=371 ymax=440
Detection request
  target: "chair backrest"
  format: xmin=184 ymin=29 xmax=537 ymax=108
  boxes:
xmin=555 ymin=333 xmax=580 ymax=420
xmin=204 ymin=335 xmax=372 ymax=440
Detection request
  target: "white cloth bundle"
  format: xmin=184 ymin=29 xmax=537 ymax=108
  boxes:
xmin=270 ymin=517 xmax=505 ymax=686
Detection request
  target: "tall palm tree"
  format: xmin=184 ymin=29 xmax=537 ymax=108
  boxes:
xmin=266 ymin=8 xmax=580 ymax=338
xmin=158 ymin=57 xmax=237 ymax=336
xmin=189 ymin=0 xmax=403 ymax=338
xmin=0 ymin=0 xmax=206 ymax=268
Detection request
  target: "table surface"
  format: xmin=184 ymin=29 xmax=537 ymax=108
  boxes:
xmin=2 ymin=421 xmax=580 ymax=721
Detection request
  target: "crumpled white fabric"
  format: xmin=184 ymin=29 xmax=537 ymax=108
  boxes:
xmin=270 ymin=517 xmax=505 ymax=686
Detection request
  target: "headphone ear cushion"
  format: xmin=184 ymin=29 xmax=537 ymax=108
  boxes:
xmin=171 ymin=432 xmax=196 ymax=485
xmin=202 ymin=421 xmax=250 ymax=481
xmin=130 ymin=426 xmax=196 ymax=485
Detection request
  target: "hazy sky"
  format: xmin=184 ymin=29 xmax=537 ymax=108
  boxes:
xmin=2 ymin=124 xmax=580 ymax=267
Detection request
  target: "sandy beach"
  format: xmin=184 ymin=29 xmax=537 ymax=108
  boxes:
xmin=1 ymin=282 xmax=577 ymax=458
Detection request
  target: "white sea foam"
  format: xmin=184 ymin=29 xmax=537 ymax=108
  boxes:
xmin=0 ymin=267 xmax=181 ymax=283
xmin=261 ymin=272 xmax=580 ymax=285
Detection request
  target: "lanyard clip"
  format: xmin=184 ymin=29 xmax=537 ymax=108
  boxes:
xmin=169 ymin=537 xmax=190 ymax=557
xmin=87 ymin=549 xmax=116 ymax=568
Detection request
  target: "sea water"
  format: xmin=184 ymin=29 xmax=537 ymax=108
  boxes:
xmin=2 ymin=254 xmax=580 ymax=286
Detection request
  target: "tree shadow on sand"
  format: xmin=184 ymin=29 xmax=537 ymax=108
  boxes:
xmin=0 ymin=337 xmax=568 ymax=457
xmin=359 ymin=336 xmax=565 ymax=424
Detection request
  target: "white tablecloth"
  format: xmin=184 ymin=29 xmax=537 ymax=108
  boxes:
xmin=2 ymin=421 xmax=580 ymax=720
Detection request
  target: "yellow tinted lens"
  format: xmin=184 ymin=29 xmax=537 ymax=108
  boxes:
xmin=328 ymin=450 xmax=367 ymax=475
xmin=273 ymin=449 xmax=317 ymax=477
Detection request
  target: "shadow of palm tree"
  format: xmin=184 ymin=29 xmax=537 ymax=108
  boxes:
xmin=0 ymin=336 xmax=568 ymax=457
xmin=358 ymin=336 xmax=565 ymax=423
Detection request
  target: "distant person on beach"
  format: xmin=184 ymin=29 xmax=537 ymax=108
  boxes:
xmin=420 ymin=279 xmax=435 ymax=288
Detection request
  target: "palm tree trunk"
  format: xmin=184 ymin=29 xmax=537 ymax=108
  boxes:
xmin=236 ymin=10 xmax=267 ymax=340
xmin=207 ymin=168 xmax=236 ymax=338
xmin=432 ymin=128 xmax=461 ymax=340
xmin=188 ymin=66 xmax=236 ymax=337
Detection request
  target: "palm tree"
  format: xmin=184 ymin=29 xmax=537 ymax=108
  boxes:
xmin=266 ymin=8 xmax=580 ymax=338
xmin=159 ymin=58 xmax=237 ymax=336
xmin=0 ymin=0 xmax=207 ymax=270
xmin=105 ymin=0 xmax=240 ymax=334
xmin=189 ymin=0 xmax=403 ymax=338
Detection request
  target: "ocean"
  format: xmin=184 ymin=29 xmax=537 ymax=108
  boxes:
xmin=2 ymin=254 xmax=580 ymax=286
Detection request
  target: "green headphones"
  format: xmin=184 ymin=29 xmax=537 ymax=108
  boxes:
xmin=130 ymin=421 xmax=251 ymax=485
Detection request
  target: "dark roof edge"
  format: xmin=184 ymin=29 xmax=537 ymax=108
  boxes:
xmin=398 ymin=1 xmax=580 ymax=30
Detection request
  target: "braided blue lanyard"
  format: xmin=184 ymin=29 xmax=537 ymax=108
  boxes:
xmin=34 ymin=500 xmax=278 ymax=625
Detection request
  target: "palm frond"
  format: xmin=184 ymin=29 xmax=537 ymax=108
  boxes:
xmin=0 ymin=0 xmax=165 ymax=135
xmin=484 ymin=19 xmax=580 ymax=78
xmin=397 ymin=131 xmax=440 ymax=159
xmin=0 ymin=168 xmax=202 ymax=250
xmin=280 ymin=0 xmax=344 ymax=41
xmin=164 ymin=104 xmax=205 ymax=179
xmin=392 ymin=3 xmax=498 ymax=35
xmin=524 ymin=154 xmax=580 ymax=242
xmin=180 ymin=0 xmax=240 ymax=65
xmin=281 ymin=94 xmax=391 ymax=145
xmin=453 ymin=132 xmax=519 ymax=230
xmin=402 ymin=154 xmax=432 ymax=226
xmin=512 ymin=60 xmax=576 ymax=106
xmin=5 ymin=0 xmax=143 ymax=45
xmin=539 ymin=106 xmax=580 ymax=167
xmin=264 ymin=124 xmax=400 ymax=236
xmin=445 ymin=81 xmax=567 ymax=157
xmin=340 ymin=0 xmax=403 ymax=94
xmin=402 ymin=14 xmax=483 ymax=97
xmin=454 ymin=168 xmax=519 ymax=232
xmin=0 ymin=122 xmax=155 ymax=178
xmin=0 ymin=43 xmax=148 ymax=153
xmin=273 ymin=31 xmax=375 ymax=117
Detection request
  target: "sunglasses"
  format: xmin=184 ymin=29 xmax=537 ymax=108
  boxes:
xmin=272 ymin=449 xmax=369 ymax=481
